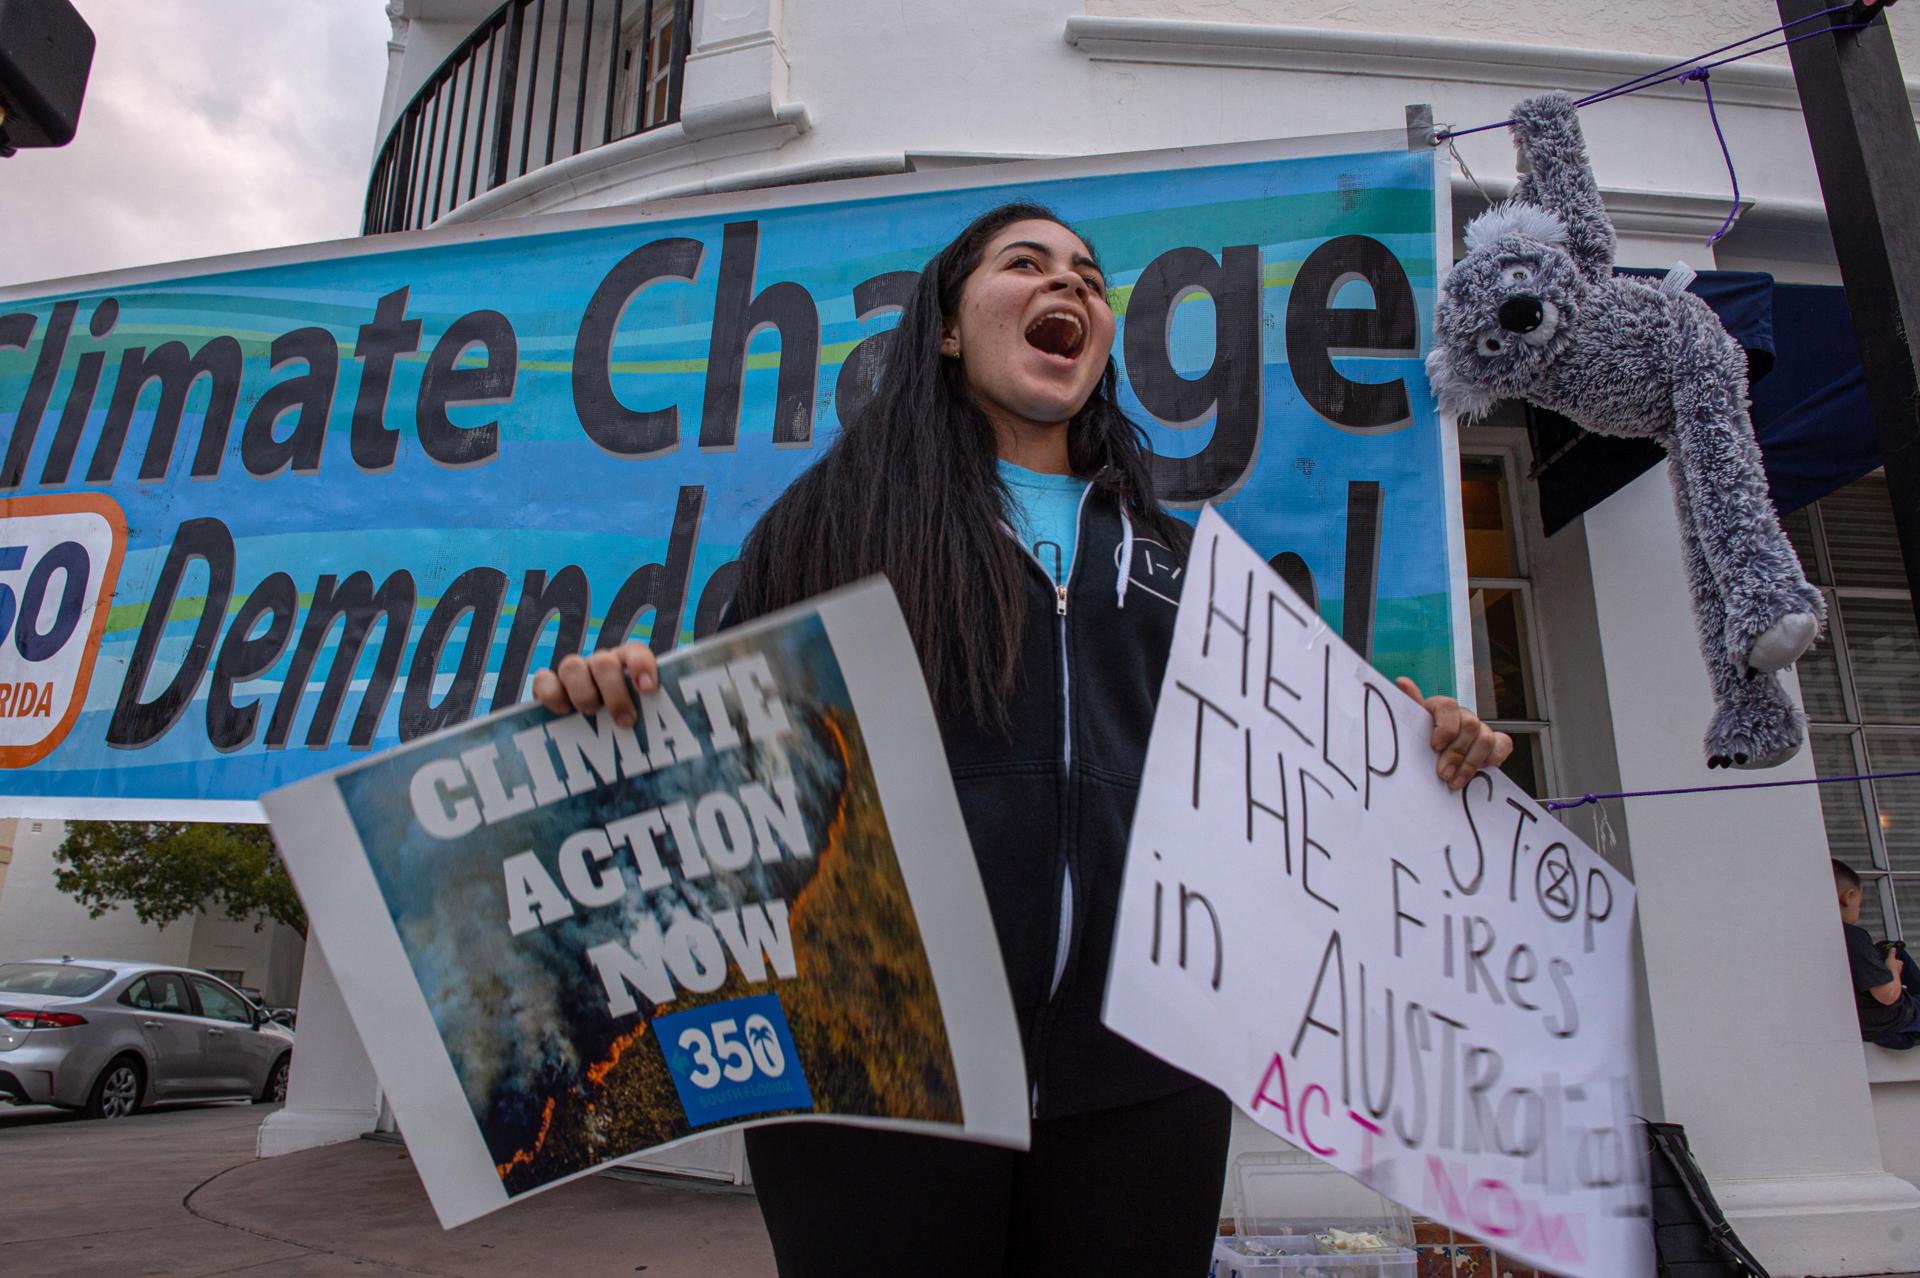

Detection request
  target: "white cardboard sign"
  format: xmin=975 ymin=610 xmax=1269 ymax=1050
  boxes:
xmin=1106 ymin=509 xmax=1650 ymax=1277
xmin=265 ymin=580 xmax=1027 ymax=1227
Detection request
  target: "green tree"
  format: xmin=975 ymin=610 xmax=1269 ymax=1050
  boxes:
xmin=53 ymin=823 xmax=306 ymax=937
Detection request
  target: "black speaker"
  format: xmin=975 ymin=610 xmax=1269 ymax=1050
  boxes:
xmin=0 ymin=0 xmax=96 ymax=153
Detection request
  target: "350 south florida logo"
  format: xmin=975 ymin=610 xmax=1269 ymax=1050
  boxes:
xmin=0 ymin=494 xmax=126 ymax=766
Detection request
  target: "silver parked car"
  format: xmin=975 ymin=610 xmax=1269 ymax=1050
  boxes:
xmin=0 ymin=958 xmax=294 ymax=1119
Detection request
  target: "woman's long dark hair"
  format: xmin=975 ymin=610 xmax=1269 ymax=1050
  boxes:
xmin=730 ymin=202 xmax=1185 ymax=725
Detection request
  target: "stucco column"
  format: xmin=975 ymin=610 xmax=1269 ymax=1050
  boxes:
xmin=257 ymin=933 xmax=383 ymax=1157
xmin=1581 ymin=465 xmax=1920 ymax=1275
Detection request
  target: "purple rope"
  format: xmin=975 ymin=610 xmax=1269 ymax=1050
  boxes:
xmin=1575 ymin=21 xmax=1876 ymax=112
xmin=1683 ymin=67 xmax=1742 ymax=246
xmin=1435 ymin=3 xmax=1864 ymax=142
xmin=1572 ymin=5 xmax=1850 ymax=110
xmin=1546 ymin=769 xmax=1920 ymax=812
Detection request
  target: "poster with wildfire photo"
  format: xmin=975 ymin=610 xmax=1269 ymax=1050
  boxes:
xmin=263 ymin=580 xmax=1028 ymax=1227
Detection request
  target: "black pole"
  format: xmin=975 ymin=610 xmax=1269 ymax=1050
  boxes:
xmin=573 ymin=0 xmax=595 ymax=156
xmin=491 ymin=4 xmax=524 ymax=189
xmin=1777 ymin=0 xmax=1920 ymax=620
xmin=666 ymin=0 xmax=691 ymax=124
xmin=469 ymin=25 xmax=498 ymax=202
xmin=634 ymin=0 xmax=656 ymax=131
xmin=603 ymin=0 xmax=625 ymax=142
xmin=521 ymin=0 xmax=547 ymax=176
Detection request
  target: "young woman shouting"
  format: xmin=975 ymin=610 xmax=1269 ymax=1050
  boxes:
xmin=534 ymin=202 xmax=1510 ymax=1276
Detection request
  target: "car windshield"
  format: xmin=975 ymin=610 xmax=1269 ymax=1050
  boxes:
xmin=0 ymin=962 xmax=114 ymax=997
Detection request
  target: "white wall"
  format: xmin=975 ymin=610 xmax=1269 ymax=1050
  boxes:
xmin=0 ymin=820 xmax=305 ymax=1005
xmin=187 ymin=909 xmax=305 ymax=1006
xmin=390 ymin=0 xmax=502 ymax=102
xmin=0 ymin=821 xmax=194 ymax=967
xmin=1087 ymin=0 xmax=1920 ymax=65
xmin=383 ymin=0 xmax=1920 ymax=116
xmin=363 ymin=0 xmax=1879 ymax=296
xmin=1869 ymin=1050 xmax=1920 ymax=1193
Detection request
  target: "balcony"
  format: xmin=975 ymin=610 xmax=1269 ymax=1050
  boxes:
xmin=364 ymin=0 xmax=694 ymax=235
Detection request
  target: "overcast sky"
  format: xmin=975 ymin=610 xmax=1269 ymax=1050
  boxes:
xmin=1 ymin=2 xmax=394 ymax=289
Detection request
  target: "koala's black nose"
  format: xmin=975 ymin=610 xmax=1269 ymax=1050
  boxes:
xmin=1498 ymin=296 xmax=1545 ymax=334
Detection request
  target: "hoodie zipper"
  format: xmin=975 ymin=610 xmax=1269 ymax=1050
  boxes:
xmin=1007 ymin=483 xmax=1092 ymax=1118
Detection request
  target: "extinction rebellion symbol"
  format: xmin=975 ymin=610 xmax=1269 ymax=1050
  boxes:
xmin=0 ymin=494 xmax=126 ymax=767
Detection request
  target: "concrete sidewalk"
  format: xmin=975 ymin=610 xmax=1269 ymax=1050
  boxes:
xmin=0 ymin=1103 xmax=776 ymax=1277
xmin=7 ymin=1103 xmax=1918 ymax=1277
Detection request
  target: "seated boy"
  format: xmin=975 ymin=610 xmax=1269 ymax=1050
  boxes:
xmin=1834 ymin=859 xmax=1920 ymax=1050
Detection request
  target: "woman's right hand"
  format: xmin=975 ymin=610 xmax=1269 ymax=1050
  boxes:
xmin=531 ymin=643 xmax=659 ymax=728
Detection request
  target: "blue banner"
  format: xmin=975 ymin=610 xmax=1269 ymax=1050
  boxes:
xmin=0 ymin=137 xmax=1455 ymax=814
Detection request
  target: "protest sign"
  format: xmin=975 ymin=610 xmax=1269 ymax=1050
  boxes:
xmin=0 ymin=130 xmax=1460 ymax=818
xmin=262 ymin=578 xmax=1026 ymax=1227
xmin=1105 ymin=509 xmax=1649 ymax=1278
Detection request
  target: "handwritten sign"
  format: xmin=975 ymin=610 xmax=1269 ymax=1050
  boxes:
xmin=264 ymin=579 xmax=1027 ymax=1227
xmin=1105 ymin=509 xmax=1650 ymax=1278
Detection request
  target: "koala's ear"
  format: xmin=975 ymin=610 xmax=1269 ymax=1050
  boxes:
xmin=1508 ymin=92 xmax=1615 ymax=283
xmin=1463 ymin=203 xmax=1567 ymax=256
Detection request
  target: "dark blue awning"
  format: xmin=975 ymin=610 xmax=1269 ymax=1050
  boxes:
xmin=1748 ymin=283 xmax=1879 ymax=515
xmin=1528 ymin=270 xmax=1876 ymax=532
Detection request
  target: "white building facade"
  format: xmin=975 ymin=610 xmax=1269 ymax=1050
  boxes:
xmin=0 ymin=819 xmax=307 ymax=1006
xmin=265 ymin=2 xmax=1920 ymax=1272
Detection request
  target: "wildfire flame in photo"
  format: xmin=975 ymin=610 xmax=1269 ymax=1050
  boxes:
xmin=494 ymin=1096 xmax=556 ymax=1179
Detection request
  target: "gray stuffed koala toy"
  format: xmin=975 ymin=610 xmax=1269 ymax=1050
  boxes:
xmin=1427 ymin=92 xmax=1825 ymax=769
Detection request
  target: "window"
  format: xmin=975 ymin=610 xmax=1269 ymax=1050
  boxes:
xmin=205 ymin=968 xmax=246 ymax=987
xmin=189 ymin=976 xmax=255 ymax=1025
xmin=1788 ymin=472 xmax=1920 ymax=939
xmin=122 ymin=973 xmax=192 ymax=1015
xmin=0 ymin=962 xmax=112 ymax=997
xmin=1461 ymin=454 xmax=1554 ymax=799
xmin=616 ymin=0 xmax=684 ymax=137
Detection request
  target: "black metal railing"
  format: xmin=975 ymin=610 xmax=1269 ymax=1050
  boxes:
xmin=363 ymin=0 xmax=693 ymax=235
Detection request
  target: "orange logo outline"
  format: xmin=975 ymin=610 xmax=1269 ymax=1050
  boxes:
xmin=0 ymin=494 xmax=129 ymax=768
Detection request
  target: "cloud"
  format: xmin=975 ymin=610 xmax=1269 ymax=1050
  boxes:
xmin=0 ymin=1 xmax=394 ymax=289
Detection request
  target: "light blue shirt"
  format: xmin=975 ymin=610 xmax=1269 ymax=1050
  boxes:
xmin=997 ymin=460 xmax=1090 ymax=588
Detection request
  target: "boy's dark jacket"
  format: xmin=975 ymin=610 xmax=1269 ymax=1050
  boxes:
xmin=734 ymin=488 xmax=1200 ymax=1119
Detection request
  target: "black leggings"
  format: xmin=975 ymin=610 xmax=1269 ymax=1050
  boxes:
xmin=744 ymin=1085 xmax=1233 ymax=1278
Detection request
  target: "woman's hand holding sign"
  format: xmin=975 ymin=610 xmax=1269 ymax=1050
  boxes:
xmin=1395 ymin=676 xmax=1513 ymax=791
xmin=533 ymin=643 xmax=659 ymax=728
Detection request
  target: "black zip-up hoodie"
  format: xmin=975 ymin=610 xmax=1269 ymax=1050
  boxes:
xmin=725 ymin=488 xmax=1199 ymax=1119
xmin=943 ymin=488 xmax=1199 ymax=1119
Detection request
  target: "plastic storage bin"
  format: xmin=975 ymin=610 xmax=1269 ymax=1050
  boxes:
xmin=1209 ymin=1242 xmax=1415 ymax=1278
xmin=1208 ymin=1150 xmax=1417 ymax=1278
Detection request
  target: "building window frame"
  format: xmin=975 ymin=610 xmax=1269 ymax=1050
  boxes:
xmin=1790 ymin=474 xmax=1919 ymax=939
xmin=617 ymin=0 xmax=688 ymax=136
xmin=1461 ymin=434 xmax=1560 ymax=801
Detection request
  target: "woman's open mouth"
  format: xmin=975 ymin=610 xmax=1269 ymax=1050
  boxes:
xmin=1024 ymin=310 xmax=1086 ymax=361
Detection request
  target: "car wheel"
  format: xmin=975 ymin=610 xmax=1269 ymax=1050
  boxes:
xmin=256 ymin=1053 xmax=291 ymax=1104
xmin=83 ymin=1057 xmax=143 ymax=1120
